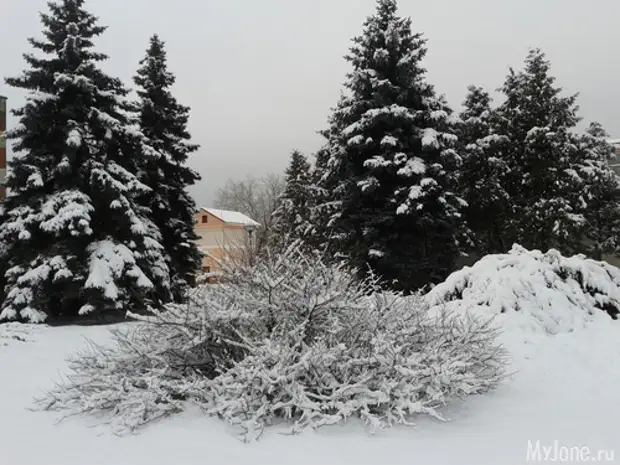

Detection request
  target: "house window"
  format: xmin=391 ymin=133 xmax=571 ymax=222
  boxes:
xmin=202 ymin=266 xmax=211 ymax=273
xmin=201 ymin=215 xmax=208 ymax=223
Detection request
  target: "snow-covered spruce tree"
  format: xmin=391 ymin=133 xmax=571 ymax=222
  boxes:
xmin=577 ymin=123 xmax=620 ymax=259
xmin=494 ymin=49 xmax=590 ymax=254
xmin=0 ymin=0 xmax=171 ymax=323
xmin=271 ymin=150 xmax=312 ymax=249
xmin=306 ymin=133 xmax=344 ymax=256
xmin=315 ymin=0 xmax=465 ymax=292
xmin=457 ymin=85 xmax=511 ymax=255
xmin=133 ymin=34 xmax=202 ymax=302
xmin=38 ymin=244 xmax=506 ymax=439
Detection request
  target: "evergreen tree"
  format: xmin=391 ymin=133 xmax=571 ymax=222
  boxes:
xmin=0 ymin=0 xmax=171 ymax=322
xmin=459 ymin=86 xmax=492 ymax=150
xmin=494 ymin=49 xmax=587 ymax=254
xmin=314 ymin=0 xmax=464 ymax=291
xmin=272 ymin=150 xmax=311 ymax=248
xmin=586 ymin=121 xmax=612 ymax=142
xmin=306 ymin=147 xmax=333 ymax=251
xmin=133 ymin=34 xmax=202 ymax=302
xmin=579 ymin=122 xmax=620 ymax=259
xmin=296 ymin=146 xmax=335 ymax=255
xmin=458 ymin=85 xmax=510 ymax=255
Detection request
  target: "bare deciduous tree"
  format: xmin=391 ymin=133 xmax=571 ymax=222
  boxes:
xmin=214 ymin=174 xmax=285 ymax=251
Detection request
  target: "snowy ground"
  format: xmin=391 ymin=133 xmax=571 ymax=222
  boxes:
xmin=1 ymin=314 xmax=618 ymax=465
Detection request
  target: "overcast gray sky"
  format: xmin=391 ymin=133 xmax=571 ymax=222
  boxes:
xmin=1 ymin=0 xmax=619 ymax=205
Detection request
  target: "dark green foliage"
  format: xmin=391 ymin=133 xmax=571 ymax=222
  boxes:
xmin=0 ymin=0 xmax=170 ymax=323
xmin=579 ymin=123 xmax=620 ymax=259
xmin=494 ymin=49 xmax=586 ymax=253
xmin=493 ymin=49 xmax=620 ymax=255
xmin=304 ymin=147 xmax=334 ymax=253
xmin=313 ymin=0 xmax=464 ymax=292
xmin=457 ymin=85 xmax=510 ymax=255
xmin=271 ymin=150 xmax=312 ymax=250
xmin=461 ymin=50 xmax=620 ymax=261
xmin=133 ymin=34 xmax=202 ymax=302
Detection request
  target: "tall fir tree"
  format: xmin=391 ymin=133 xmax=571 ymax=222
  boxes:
xmin=494 ymin=49 xmax=587 ymax=253
xmin=314 ymin=0 xmax=464 ymax=292
xmin=494 ymin=49 xmax=620 ymax=256
xmin=133 ymin=34 xmax=202 ymax=302
xmin=302 ymin=147 xmax=335 ymax=253
xmin=271 ymin=150 xmax=311 ymax=248
xmin=0 ymin=0 xmax=171 ymax=322
xmin=457 ymin=85 xmax=510 ymax=255
xmin=579 ymin=122 xmax=620 ymax=259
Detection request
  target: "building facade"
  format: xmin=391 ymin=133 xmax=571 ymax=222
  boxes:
xmin=606 ymin=139 xmax=620 ymax=176
xmin=0 ymin=96 xmax=6 ymax=200
xmin=194 ymin=208 xmax=260 ymax=274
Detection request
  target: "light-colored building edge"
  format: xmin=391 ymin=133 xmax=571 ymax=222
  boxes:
xmin=194 ymin=207 xmax=260 ymax=275
xmin=606 ymin=139 xmax=620 ymax=176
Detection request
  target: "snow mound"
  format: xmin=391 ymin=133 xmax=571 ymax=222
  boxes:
xmin=427 ymin=245 xmax=620 ymax=335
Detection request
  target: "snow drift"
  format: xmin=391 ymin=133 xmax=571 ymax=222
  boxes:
xmin=3 ymin=246 xmax=620 ymax=463
xmin=427 ymin=245 xmax=620 ymax=335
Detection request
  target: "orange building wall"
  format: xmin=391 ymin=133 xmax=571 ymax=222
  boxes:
xmin=194 ymin=210 xmax=251 ymax=273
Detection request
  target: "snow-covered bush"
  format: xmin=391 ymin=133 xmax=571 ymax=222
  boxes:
xmin=427 ymin=245 xmax=620 ymax=335
xmin=38 ymin=245 xmax=506 ymax=440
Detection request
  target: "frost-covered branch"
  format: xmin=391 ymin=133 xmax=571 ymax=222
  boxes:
xmin=37 ymin=245 xmax=506 ymax=440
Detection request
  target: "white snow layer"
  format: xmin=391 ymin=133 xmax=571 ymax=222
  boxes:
xmin=421 ymin=128 xmax=439 ymax=148
xmin=427 ymin=244 xmax=620 ymax=335
xmin=0 ymin=246 xmax=619 ymax=464
xmin=84 ymin=240 xmax=152 ymax=304
xmin=202 ymin=208 xmax=260 ymax=227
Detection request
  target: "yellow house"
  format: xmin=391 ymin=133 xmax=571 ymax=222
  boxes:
xmin=194 ymin=208 xmax=260 ymax=274
xmin=607 ymin=139 xmax=620 ymax=176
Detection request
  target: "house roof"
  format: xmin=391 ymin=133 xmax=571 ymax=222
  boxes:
xmin=201 ymin=208 xmax=260 ymax=227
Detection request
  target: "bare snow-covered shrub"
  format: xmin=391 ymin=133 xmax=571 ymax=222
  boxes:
xmin=427 ymin=244 xmax=620 ymax=335
xmin=38 ymin=245 xmax=506 ymax=440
